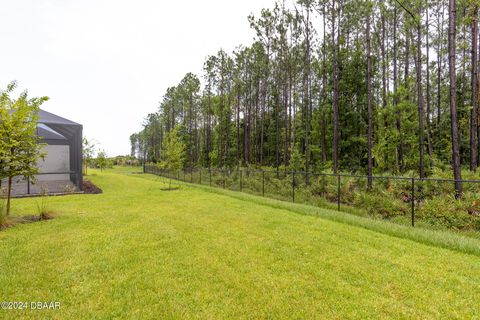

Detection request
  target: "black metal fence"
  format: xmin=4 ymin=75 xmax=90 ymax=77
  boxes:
xmin=144 ymin=165 xmax=480 ymax=229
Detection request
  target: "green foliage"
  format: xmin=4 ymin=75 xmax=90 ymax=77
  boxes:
xmin=95 ymin=150 xmax=110 ymax=171
xmin=162 ymin=126 xmax=186 ymax=172
xmin=352 ymin=191 xmax=406 ymax=218
xmin=0 ymin=81 xmax=48 ymax=215
xmin=112 ymin=155 xmax=139 ymax=166
xmin=419 ymin=193 xmax=480 ymax=230
xmin=288 ymin=144 xmax=305 ymax=171
xmin=82 ymin=137 xmax=96 ymax=175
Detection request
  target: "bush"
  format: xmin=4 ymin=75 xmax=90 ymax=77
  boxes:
xmin=418 ymin=193 xmax=480 ymax=230
xmin=353 ymin=191 xmax=407 ymax=218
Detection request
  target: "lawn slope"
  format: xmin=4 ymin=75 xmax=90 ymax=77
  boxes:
xmin=0 ymin=167 xmax=479 ymax=319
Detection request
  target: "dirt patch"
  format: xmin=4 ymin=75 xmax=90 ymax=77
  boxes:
xmin=0 ymin=213 xmax=55 ymax=231
xmin=82 ymin=180 xmax=103 ymax=194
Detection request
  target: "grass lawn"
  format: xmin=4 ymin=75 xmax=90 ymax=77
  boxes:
xmin=1 ymin=167 xmax=480 ymax=319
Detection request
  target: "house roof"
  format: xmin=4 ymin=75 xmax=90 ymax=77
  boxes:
xmin=38 ymin=109 xmax=81 ymax=126
xmin=37 ymin=123 xmax=67 ymax=141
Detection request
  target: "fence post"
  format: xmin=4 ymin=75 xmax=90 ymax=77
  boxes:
xmin=27 ymin=177 xmax=31 ymax=195
xmin=199 ymin=169 xmax=202 ymax=184
xmin=292 ymin=172 xmax=295 ymax=203
xmin=337 ymin=174 xmax=341 ymax=211
xmin=240 ymin=169 xmax=242 ymax=192
xmin=262 ymin=170 xmax=265 ymax=196
xmin=209 ymin=168 xmax=212 ymax=186
xmin=191 ymin=168 xmax=193 ymax=183
xmin=411 ymin=177 xmax=415 ymax=227
xmin=223 ymin=169 xmax=226 ymax=189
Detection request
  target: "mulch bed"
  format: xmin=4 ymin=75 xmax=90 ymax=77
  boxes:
xmin=0 ymin=213 xmax=54 ymax=231
xmin=160 ymin=187 xmax=180 ymax=191
xmin=82 ymin=180 xmax=103 ymax=194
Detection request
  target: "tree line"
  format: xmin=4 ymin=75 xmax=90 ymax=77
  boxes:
xmin=132 ymin=0 xmax=477 ymax=194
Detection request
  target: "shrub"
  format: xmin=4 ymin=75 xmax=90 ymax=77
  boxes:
xmin=418 ymin=193 xmax=480 ymax=230
xmin=353 ymin=191 xmax=407 ymax=218
xmin=36 ymin=186 xmax=51 ymax=220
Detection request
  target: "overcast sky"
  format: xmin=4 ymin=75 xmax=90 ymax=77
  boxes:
xmin=0 ymin=0 xmax=276 ymax=156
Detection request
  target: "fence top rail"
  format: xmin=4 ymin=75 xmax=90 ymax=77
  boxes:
xmin=144 ymin=166 xmax=480 ymax=184
xmin=36 ymin=171 xmax=77 ymax=175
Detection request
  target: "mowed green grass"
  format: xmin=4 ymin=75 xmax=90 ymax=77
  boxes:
xmin=0 ymin=167 xmax=479 ymax=319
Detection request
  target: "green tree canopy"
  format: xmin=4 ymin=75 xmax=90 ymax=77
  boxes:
xmin=0 ymin=81 xmax=49 ymax=215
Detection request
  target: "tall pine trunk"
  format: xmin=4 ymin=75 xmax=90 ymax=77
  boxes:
xmin=304 ymin=6 xmax=311 ymax=183
xmin=470 ymin=5 xmax=478 ymax=171
xmin=332 ymin=0 xmax=340 ymax=174
xmin=414 ymin=9 xmax=425 ymax=179
xmin=393 ymin=8 xmax=403 ymax=174
xmin=448 ymin=0 xmax=463 ymax=196
xmin=425 ymin=2 xmax=434 ymax=169
xmin=367 ymin=10 xmax=373 ymax=190
xmin=321 ymin=10 xmax=327 ymax=163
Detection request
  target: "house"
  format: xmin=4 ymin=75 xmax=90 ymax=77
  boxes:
xmin=2 ymin=109 xmax=83 ymax=195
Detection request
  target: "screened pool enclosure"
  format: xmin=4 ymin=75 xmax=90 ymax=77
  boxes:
xmin=1 ymin=109 xmax=83 ymax=196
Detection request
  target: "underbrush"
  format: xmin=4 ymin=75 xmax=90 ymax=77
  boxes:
xmin=418 ymin=193 xmax=480 ymax=230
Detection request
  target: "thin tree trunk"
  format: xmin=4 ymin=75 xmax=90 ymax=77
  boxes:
xmin=393 ymin=8 xmax=403 ymax=174
xmin=284 ymin=82 xmax=288 ymax=169
xmin=380 ymin=0 xmax=388 ymax=166
xmin=6 ymin=176 xmax=12 ymax=216
xmin=437 ymin=0 xmax=445 ymax=128
xmin=237 ymin=90 xmax=241 ymax=167
xmin=321 ymin=9 xmax=327 ymax=163
xmin=425 ymin=2 xmax=434 ymax=169
xmin=305 ymin=6 xmax=311 ymax=183
xmin=260 ymin=39 xmax=270 ymax=168
xmin=449 ymin=0 xmax=463 ymax=196
xmin=405 ymin=27 xmax=410 ymax=97
xmin=415 ymin=10 xmax=426 ymax=179
xmin=332 ymin=0 xmax=340 ymax=173
xmin=470 ymin=5 xmax=478 ymax=171
xmin=477 ymin=15 xmax=480 ymax=165
xmin=275 ymin=86 xmax=280 ymax=173
xmin=367 ymin=11 xmax=373 ymax=190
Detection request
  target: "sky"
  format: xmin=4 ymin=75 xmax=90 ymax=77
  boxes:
xmin=0 ymin=0 xmax=277 ymax=156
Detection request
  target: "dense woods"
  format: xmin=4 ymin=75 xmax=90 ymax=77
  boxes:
xmin=132 ymin=0 xmax=480 ymax=188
